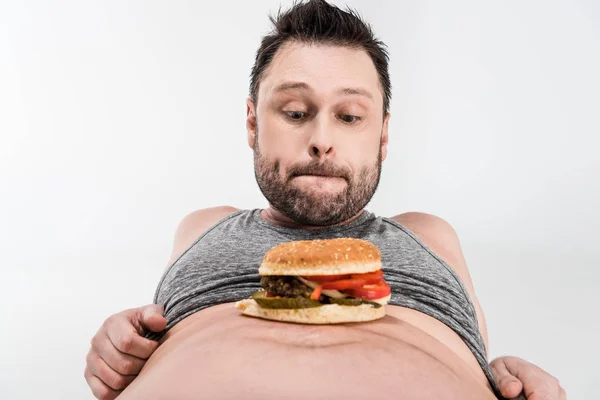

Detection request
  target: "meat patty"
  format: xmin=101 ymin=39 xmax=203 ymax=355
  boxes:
xmin=260 ymin=276 xmax=314 ymax=298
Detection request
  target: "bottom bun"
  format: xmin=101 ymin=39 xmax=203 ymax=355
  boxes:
xmin=235 ymin=299 xmax=386 ymax=324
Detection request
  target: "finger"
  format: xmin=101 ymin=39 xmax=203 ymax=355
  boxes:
xmin=528 ymin=381 xmax=562 ymax=400
xmin=509 ymin=364 xmax=552 ymax=400
xmin=92 ymin=331 xmax=146 ymax=375
xmin=87 ymin=350 xmax=136 ymax=391
xmin=490 ymin=359 xmax=523 ymax=399
xmin=105 ymin=316 xmax=160 ymax=359
xmin=84 ymin=365 xmax=122 ymax=400
xmin=529 ymin=390 xmax=553 ymax=400
xmin=137 ymin=304 xmax=167 ymax=333
xmin=559 ymin=387 xmax=567 ymax=400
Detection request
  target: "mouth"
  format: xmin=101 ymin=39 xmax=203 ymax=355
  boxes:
xmin=288 ymin=164 xmax=349 ymax=183
xmin=291 ymin=169 xmax=347 ymax=179
xmin=292 ymin=174 xmax=347 ymax=183
xmin=295 ymin=172 xmax=342 ymax=178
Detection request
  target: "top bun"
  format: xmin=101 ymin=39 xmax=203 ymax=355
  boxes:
xmin=259 ymin=238 xmax=382 ymax=276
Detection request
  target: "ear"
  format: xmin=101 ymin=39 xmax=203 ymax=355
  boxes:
xmin=246 ymin=98 xmax=257 ymax=149
xmin=381 ymin=112 xmax=390 ymax=162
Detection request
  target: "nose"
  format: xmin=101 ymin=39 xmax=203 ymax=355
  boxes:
xmin=308 ymin=118 xmax=334 ymax=159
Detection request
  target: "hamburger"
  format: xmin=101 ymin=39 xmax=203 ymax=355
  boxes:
xmin=235 ymin=237 xmax=391 ymax=324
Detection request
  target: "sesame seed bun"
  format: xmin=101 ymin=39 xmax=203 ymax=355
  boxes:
xmin=258 ymin=238 xmax=382 ymax=276
xmin=235 ymin=299 xmax=386 ymax=324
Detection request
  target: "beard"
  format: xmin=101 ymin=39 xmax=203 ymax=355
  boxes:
xmin=253 ymin=135 xmax=382 ymax=226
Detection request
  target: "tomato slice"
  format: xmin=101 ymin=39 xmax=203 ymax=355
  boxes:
xmin=350 ymin=269 xmax=383 ymax=282
xmin=310 ymin=285 xmax=323 ymax=300
xmin=303 ymin=270 xmax=382 ymax=283
xmin=343 ymin=280 xmax=391 ymax=300
xmin=301 ymin=274 xmax=351 ymax=282
xmin=307 ymin=270 xmax=386 ymax=300
xmin=312 ymin=281 xmax=364 ymax=300
xmin=320 ymin=278 xmax=372 ymax=291
xmin=321 ymin=271 xmax=384 ymax=290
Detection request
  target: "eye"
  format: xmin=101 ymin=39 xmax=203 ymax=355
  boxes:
xmin=284 ymin=111 xmax=307 ymax=121
xmin=338 ymin=114 xmax=362 ymax=124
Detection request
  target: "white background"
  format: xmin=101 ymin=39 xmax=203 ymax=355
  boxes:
xmin=1 ymin=0 xmax=598 ymax=398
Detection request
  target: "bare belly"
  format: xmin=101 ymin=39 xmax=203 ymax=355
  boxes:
xmin=119 ymin=304 xmax=495 ymax=400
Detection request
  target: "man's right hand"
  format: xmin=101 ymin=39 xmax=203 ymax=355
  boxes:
xmin=84 ymin=305 xmax=167 ymax=400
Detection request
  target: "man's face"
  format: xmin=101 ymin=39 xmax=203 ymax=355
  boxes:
xmin=247 ymin=41 xmax=390 ymax=226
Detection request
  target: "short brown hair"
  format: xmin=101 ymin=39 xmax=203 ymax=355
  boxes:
xmin=250 ymin=0 xmax=391 ymax=116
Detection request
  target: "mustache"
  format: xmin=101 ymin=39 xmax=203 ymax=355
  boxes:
xmin=287 ymin=162 xmax=351 ymax=181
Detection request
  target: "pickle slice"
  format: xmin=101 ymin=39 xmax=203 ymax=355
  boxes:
xmin=328 ymin=297 xmax=382 ymax=308
xmin=250 ymin=291 xmax=323 ymax=309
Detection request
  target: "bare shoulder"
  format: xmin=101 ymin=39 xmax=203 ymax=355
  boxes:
xmin=166 ymin=206 xmax=240 ymax=268
xmin=391 ymin=212 xmax=457 ymax=239
xmin=391 ymin=213 xmax=461 ymax=255
xmin=390 ymin=212 xmax=474 ymax=294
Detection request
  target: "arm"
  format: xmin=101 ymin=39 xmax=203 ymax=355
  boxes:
xmin=84 ymin=205 xmax=238 ymax=399
xmin=392 ymin=212 xmax=565 ymax=400
xmin=391 ymin=212 xmax=489 ymax=349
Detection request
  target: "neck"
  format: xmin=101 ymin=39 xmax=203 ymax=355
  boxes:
xmin=260 ymin=206 xmax=364 ymax=230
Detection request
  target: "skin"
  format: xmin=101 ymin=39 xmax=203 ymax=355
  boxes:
xmin=250 ymin=41 xmax=388 ymax=227
xmin=84 ymin=42 xmax=565 ymax=400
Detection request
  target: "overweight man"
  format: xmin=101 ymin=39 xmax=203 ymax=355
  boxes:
xmin=84 ymin=1 xmax=564 ymax=399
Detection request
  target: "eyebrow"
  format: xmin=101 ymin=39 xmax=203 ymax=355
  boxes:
xmin=273 ymin=81 xmax=374 ymax=101
xmin=336 ymin=87 xmax=374 ymax=101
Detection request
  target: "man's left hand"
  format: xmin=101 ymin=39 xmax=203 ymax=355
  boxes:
xmin=490 ymin=356 xmax=566 ymax=400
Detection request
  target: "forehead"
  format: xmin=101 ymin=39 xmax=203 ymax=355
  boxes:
xmin=259 ymin=41 xmax=382 ymax=105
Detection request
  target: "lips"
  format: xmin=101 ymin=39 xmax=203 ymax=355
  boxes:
xmin=296 ymin=172 xmax=342 ymax=178
xmin=293 ymin=173 xmax=347 ymax=183
xmin=288 ymin=164 xmax=350 ymax=182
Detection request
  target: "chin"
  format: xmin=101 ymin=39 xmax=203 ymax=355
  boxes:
xmin=292 ymin=182 xmax=345 ymax=196
xmin=298 ymin=191 xmax=346 ymax=206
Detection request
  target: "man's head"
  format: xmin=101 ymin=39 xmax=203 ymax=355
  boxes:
xmin=246 ymin=0 xmax=391 ymax=226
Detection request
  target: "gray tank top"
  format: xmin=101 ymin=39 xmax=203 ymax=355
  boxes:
xmin=149 ymin=209 xmax=499 ymax=395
